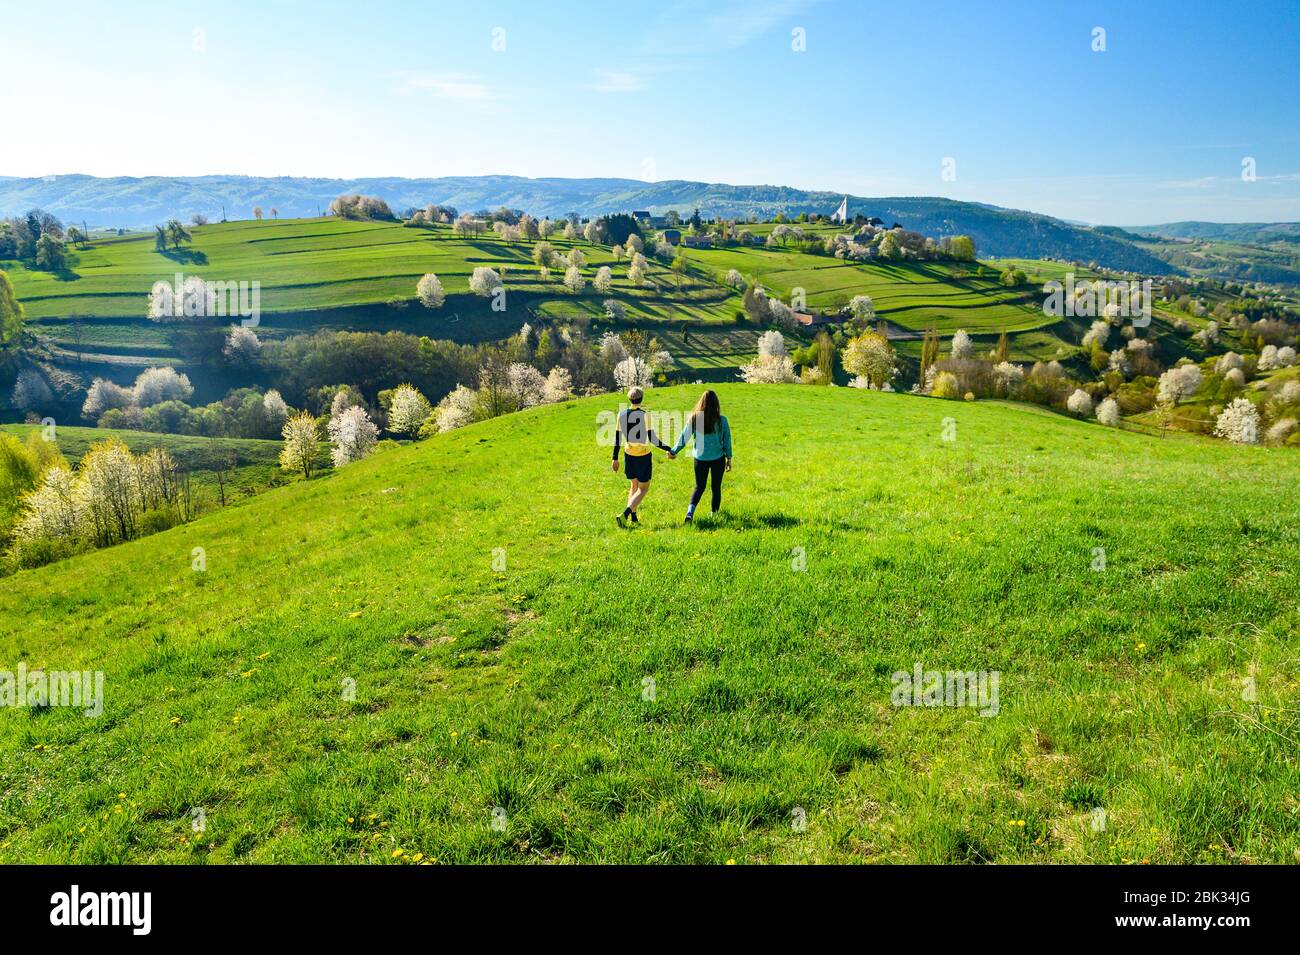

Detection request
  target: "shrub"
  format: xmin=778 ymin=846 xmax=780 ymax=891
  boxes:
xmin=1066 ymin=388 xmax=1094 ymax=417
xmin=931 ymin=371 xmax=960 ymax=399
xmin=1096 ymin=397 xmax=1121 ymax=427
xmin=738 ymin=354 xmax=798 ymax=384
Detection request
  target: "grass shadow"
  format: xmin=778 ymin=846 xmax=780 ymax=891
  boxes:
xmin=692 ymin=510 xmax=801 ymax=532
xmin=160 ymin=248 xmax=209 ymax=266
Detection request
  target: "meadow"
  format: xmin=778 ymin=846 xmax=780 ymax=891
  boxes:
xmin=1 ymin=384 xmax=1295 ymax=864
xmin=4 ymin=217 xmax=1083 ymax=387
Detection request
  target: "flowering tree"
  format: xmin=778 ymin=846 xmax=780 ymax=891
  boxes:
xmin=543 ymin=366 xmax=573 ymax=403
xmin=757 ymin=330 xmax=787 ymax=358
xmin=767 ymin=299 xmax=798 ymax=333
xmin=563 ymin=265 xmax=585 ymax=294
xmin=600 ymin=331 xmax=629 ymax=363
xmin=1157 ymin=364 xmax=1203 ymax=404
xmin=507 ymin=363 xmax=547 ymax=408
xmin=594 ymin=266 xmax=613 ymax=293
xmin=263 ymin=389 xmax=289 ymax=425
xmin=627 ymin=252 xmax=649 ymax=286
xmin=1213 ymin=397 xmax=1259 ymax=444
xmin=725 ymin=268 xmax=745 ymax=289
xmin=434 ymin=385 xmax=483 ymax=433
xmin=279 ymin=412 xmax=320 ymax=478
xmin=1096 ymin=397 xmax=1120 ymax=427
xmin=133 ymin=367 xmax=193 ymax=407
xmin=387 ymin=384 xmax=432 ymax=436
xmin=949 ymin=329 xmax=973 ymax=360
xmin=1066 ymin=388 xmax=1094 ymax=417
xmin=738 ymin=354 xmax=797 ymax=384
xmin=328 ymin=405 xmax=378 ymax=467
xmin=417 ymin=273 xmax=445 ymax=308
xmin=223 ymin=325 xmax=261 ymax=366
xmin=842 ymin=331 xmax=897 ymax=388
xmin=614 ymin=356 xmax=654 ymax=389
xmin=82 ymin=378 xmax=135 ymax=420
xmin=469 ymin=267 xmax=503 ymax=297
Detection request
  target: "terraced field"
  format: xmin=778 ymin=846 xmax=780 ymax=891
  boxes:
xmin=4 ymin=216 xmax=1174 ymax=387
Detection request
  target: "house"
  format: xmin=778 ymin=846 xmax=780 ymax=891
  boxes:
xmin=682 ymin=234 xmax=713 ymax=249
xmin=660 ymin=229 xmax=682 ymax=246
xmin=632 ymin=210 xmax=651 ymax=222
xmin=850 ymin=232 xmax=872 ymax=245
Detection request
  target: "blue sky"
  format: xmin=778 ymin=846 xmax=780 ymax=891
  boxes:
xmin=4 ymin=0 xmax=1298 ymax=224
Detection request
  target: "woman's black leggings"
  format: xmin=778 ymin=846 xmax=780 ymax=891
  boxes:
xmin=690 ymin=457 xmax=726 ymax=512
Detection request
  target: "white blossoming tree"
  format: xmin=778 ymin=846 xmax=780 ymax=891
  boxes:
xmin=1213 ymin=397 xmax=1259 ymax=444
xmin=82 ymin=378 xmax=135 ymax=420
xmin=223 ymin=324 xmax=261 ymax=366
xmin=614 ymin=356 xmax=654 ymax=390
xmin=469 ymin=267 xmax=503 ymax=297
xmin=950 ymin=329 xmax=973 ymax=360
xmin=1157 ymin=364 xmax=1203 ymax=404
xmin=279 ymin=412 xmax=321 ymax=479
xmin=563 ymin=265 xmax=585 ymax=294
xmin=594 ymin=266 xmax=613 ymax=293
xmin=133 ymin=367 xmax=193 ymax=407
xmin=386 ymin=384 xmax=432 ymax=437
xmin=328 ymin=405 xmax=378 ymax=467
xmin=543 ymin=366 xmax=573 ymax=403
xmin=416 ymin=273 xmax=445 ymax=308
xmin=1096 ymin=396 xmax=1121 ymax=427
xmin=1066 ymin=388 xmax=1094 ymax=417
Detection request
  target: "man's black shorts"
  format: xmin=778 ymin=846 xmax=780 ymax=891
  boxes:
xmin=623 ymin=453 xmax=652 ymax=482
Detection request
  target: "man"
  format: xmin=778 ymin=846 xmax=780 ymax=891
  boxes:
xmin=611 ymin=386 xmax=674 ymax=527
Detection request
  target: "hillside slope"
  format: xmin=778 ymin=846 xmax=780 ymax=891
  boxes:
xmin=1 ymin=385 xmax=1296 ymax=863
xmin=0 ymin=174 xmax=1172 ymax=273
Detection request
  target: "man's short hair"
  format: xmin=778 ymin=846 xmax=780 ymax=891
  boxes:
xmin=627 ymin=387 xmax=644 ymax=404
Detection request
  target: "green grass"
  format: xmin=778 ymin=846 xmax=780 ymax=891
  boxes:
xmin=1 ymin=384 xmax=1295 ymax=864
xmin=6 ymin=217 xmax=1084 ymax=380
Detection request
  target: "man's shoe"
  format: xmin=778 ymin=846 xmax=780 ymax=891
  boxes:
xmin=616 ymin=515 xmax=627 ymax=528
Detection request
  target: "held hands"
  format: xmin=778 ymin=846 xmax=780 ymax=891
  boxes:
xmin=725 ymin=458 xmax=732 ymax=472
xmin=667 ymin=451 xmax=676 ymax=460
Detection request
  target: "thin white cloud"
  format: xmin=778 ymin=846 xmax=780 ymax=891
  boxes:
xmin=591 ymin=70 xmax=645 ymax=93
xmin=389 ymin=71 xmax=494 ymax=100
xmin=642 ymin=0 xmax=819 ymax=55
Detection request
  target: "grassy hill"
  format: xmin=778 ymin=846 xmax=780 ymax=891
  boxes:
xmin=1 ymin=384 xmax=1295 ymax=864
xmin=4 ymin=216 xmax=1081 ymax=393
xmin=0 ymin=175 xmax=1175 ymax=273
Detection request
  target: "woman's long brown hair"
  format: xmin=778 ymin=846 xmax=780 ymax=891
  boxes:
xmin=691 ymin=389 xmax=721 ymax=434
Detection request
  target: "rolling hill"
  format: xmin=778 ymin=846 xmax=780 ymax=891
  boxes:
xmin=1 ymin=384 xmax=1295 ymax=863
xmin=0 ymin=175 xmax=1173 ymax=274
xmin=5 ymin=216 xmax=1087 ymax=405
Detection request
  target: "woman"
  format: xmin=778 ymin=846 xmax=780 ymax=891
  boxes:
xmin=670 ymin=389 xmax=732 ymax=524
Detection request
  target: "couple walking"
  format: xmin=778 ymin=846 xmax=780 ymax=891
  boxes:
xmin=612 ymin=386 xmax=732 ymax=527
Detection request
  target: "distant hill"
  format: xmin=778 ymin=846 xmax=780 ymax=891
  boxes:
xmin=1131 ymin=221 xmax=1300 ymax=244
xmin=0 ymin=174 xmax=1173 ymax=274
